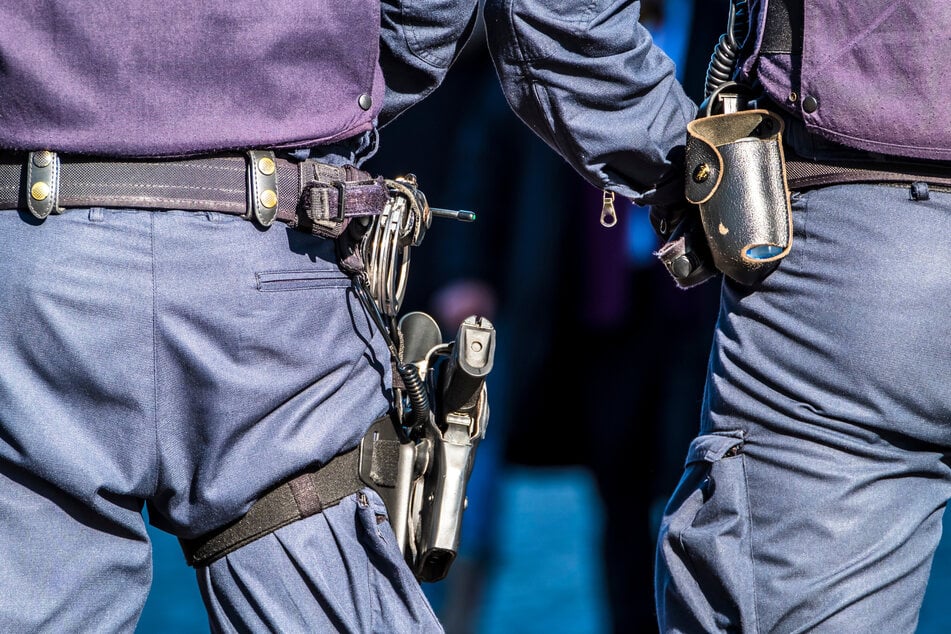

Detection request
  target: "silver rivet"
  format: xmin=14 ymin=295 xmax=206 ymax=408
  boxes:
xmin=358 ymin=93 xmax=372 ymax=111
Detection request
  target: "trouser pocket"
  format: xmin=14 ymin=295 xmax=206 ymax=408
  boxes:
xmin=656 ymin=431 xmax=755 ymax=633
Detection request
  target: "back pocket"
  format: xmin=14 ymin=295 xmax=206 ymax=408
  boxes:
xmin=256 ymin=269 xmax=352 ymax=292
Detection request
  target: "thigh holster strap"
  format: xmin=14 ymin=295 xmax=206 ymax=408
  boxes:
xmin=181 ymin=445 xmax=368 ymax=568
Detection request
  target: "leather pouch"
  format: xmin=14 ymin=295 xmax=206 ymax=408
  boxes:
xmin=684 ymin=110 xmax=792 ymax=285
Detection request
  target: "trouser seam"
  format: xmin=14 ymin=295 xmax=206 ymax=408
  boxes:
xmin=796 ymin=191 xmax=808 ymax=272
xmin=148 ymin=213 xmax=160 ymax=497
xmin=742 ymin=453 xmax=760 ymax=633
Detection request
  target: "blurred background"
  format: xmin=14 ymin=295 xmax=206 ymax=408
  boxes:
xmin=137 ymin=2 xmax=951 ymax=632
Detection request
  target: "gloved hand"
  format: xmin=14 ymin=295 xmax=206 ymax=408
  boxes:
xmin=625 ymin=148 xmax=718 ymax=290
xmin=650 ymin=201 xmax=718 ymax=289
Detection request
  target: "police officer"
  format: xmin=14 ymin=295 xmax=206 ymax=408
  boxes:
xmin=0 ymin=2 xmax=484 ymax=631
xmin=484 ymin=0 xmax=951 ymax=632
xmin=1 ymin=0 xmax=702 ymax=629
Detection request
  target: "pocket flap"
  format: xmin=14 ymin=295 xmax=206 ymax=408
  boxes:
xmin=685 ymin=431 xmax=745 ymax=466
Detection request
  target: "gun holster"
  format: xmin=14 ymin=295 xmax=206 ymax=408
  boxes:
xmin=358 ymin=313 xmax=495 ymax=583
xmin=684 ymin=109 xmax=793 ymax=285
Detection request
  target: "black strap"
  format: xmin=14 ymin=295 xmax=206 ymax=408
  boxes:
xmin=180 ymin=446 xmax=366 ymax=567
xmin=785 ymin=155 xmax=951 ymax=191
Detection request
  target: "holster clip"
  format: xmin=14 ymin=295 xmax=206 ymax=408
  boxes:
xmin=654 ymin=210 xmax=718 ymax=289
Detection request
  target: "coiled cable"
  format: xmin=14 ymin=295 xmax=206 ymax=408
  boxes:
xmin=397 ymin=362 xmax=431 ymax=429
xmin=704 ymin=0 xmax=750 ymax=98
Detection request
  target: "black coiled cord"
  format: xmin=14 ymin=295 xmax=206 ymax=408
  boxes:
xmin=397 ymin=362 xmax=431 ymax=429
xmin=704 ymin=0 xmax=750 ymax=98
xmin=354 ymin=276 xmax=433 ymax=430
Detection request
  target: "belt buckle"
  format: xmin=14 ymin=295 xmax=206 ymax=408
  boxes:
xmin=330 ymin=180 xmax=347 ymax=222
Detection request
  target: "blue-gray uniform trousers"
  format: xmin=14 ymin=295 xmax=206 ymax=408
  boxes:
xmin=656 ymin=182 xmax=951 ymax=633
xmin=0 ymin=207 xmax=443 ymax=633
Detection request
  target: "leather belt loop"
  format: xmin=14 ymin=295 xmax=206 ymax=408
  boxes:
xmin=245 ymin=150 xmax=279 ymax=227
xmin=26 ymin=151 xmax=60 ymax=219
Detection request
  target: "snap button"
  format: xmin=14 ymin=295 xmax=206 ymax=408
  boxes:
xmin=358 ymin=93 xmax=372 ymax=111
xmin=245 ymin=150 xmax=279 ymax=226
xmin=693 ymin=163 xmax=711 ymax=183
xmin=260 ymin=189 xmax=278 ymax=209
xmin=32 ymin=151 xmax=53 ymax=168
xmin=26 ymin=150 xmax=60 ymax=219
xmin=31 ymin=181 xmax=50 ymax=201
xmin=257 ymin=156 xmax=275 ymax=176
xmin=802 ymin=95 xmax=819 ymax=113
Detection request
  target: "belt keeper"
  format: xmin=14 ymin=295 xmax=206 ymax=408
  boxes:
xmin=26 ymin=151 xmax=60 ymax=219
xmin=298 ymin=180 xmax=352 ymax=239
xmin=245 ymin=150 xmax=279 ymax=227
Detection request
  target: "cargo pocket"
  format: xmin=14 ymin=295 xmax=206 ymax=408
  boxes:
xmin=657 ymin=431 xmax=755 ymax=632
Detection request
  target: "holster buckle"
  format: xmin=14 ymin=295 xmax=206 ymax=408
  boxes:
xmin=330 ymin=181 xmax=347 ymax=222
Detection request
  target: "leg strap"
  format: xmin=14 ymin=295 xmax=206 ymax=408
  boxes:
xmin=180 ymin=445 xmax=366 ymax=568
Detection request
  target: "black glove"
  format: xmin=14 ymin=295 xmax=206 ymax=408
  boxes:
xmin=651 ymin=202 xmax=718 ymax=289
xmin=637 ymin=148 xmax=718 ymax=289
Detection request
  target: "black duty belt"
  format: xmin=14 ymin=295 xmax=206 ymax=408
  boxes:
xmin=0 ymin=150 xmax=389 ymax=235
xmin=784 ymin=153 xmax=951 ymax=191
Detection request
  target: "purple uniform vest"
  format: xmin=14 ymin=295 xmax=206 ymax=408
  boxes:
xmin=0 ymin=2 xmax=384 ymax=158
xmin=738 ymin=0 xmax=951 ymax=161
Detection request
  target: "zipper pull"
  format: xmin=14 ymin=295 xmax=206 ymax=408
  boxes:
xmin=600 ymin=189 xmax=617 ymax=227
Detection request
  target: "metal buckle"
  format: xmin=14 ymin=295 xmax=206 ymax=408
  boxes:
xmin=330 ymin=180 xmax=347 ymax=222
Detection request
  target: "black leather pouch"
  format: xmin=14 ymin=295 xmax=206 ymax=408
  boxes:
xmin=684 ymin=110 xmax=792 ymax=285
